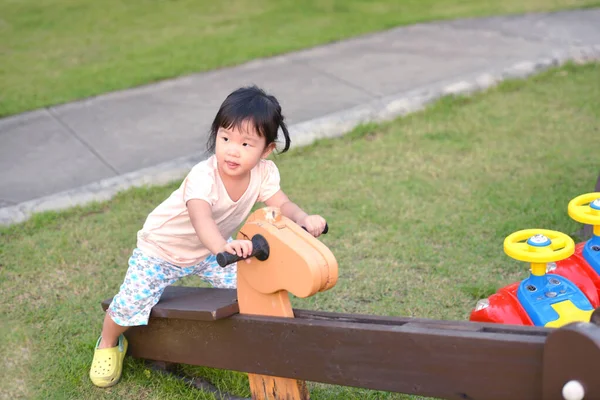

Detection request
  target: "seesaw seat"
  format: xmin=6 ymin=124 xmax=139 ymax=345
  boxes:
xmin=101 ymin=286 xmax=238 ymax=321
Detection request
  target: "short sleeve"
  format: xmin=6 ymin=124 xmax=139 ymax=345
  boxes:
xmin=258 ymin=160 xmax=281 ymax=202
xmin=183 ymin=162 xmax=219 ymax=206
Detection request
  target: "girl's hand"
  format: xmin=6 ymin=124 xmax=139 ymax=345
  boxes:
xmin=299 ymin=215 xmax=327 ymax=237
xmin=223 ymin=240 xmax=253 ymax=263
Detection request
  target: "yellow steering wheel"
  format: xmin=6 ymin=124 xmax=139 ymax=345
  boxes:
xmin=568 ymin=192 xmax=600 ymax=237
xmin=504 ymin=229 xmax=575 ymax=276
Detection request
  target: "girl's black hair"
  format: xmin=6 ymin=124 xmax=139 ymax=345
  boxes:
xmin=207 ymin=85 xmax=291 ymax=154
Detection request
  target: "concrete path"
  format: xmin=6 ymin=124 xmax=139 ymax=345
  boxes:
xmin=1 ymin=9 xmax=600 ymax=225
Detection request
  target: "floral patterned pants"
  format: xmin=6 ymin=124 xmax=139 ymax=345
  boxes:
xmin=107 ymin=247 xmax=236 ymax=326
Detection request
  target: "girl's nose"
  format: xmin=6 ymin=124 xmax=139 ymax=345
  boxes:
xmin=226 ymin=145 xmax=240 ymax=157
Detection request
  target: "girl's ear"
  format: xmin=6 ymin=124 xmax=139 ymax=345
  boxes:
xmin=262 ymin=142 xmax=277 ymax=159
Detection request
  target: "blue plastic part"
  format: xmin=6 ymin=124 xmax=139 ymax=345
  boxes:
xmin=517 ymin=273 xmax=593 ymax=326
xmin=582 ymin=234 xmax=600 ymax=276
xmin=526 ymin=234 xmax=551 ymax=247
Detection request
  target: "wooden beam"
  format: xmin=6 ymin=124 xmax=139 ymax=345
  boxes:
xmin=116 ymin=307 xmax=548 ymax=400
xmin=102 ymin=287 xmax=600 ymax=399
xmin=543 ymin=322 xmax=600 ymax=399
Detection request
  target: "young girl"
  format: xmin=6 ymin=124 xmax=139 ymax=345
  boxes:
xmin=90 ymin=85 xmax=327 ymax=388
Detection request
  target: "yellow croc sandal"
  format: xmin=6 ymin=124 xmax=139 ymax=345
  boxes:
xmin=90 ymin=334 xmax=128 ymax=388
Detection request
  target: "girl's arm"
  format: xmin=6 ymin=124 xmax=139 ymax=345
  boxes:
xmin=264 ymin=190 xmax=326 ymax=237
xmin=187 ymin=199 xmax=252 ymax=258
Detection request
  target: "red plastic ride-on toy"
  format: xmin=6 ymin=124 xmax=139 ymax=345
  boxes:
xmin=470 ymin=192 xmax=600 ymax=328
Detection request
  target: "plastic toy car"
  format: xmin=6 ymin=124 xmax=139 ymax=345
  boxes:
xmin=470 ymin=192 xmax=600 ymax=328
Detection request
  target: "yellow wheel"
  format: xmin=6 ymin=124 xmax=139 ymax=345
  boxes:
xmin=504 ymin=229 xmax=574 ymax=276
xmin=568 ymin=192 xmax=600 ymax=237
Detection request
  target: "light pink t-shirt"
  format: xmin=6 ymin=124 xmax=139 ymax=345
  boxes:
xmin=136 ymin=155 xmax=280 ymax=267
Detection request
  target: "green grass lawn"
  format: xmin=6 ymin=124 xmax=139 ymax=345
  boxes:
xmin=1 ymin=0 xmax=600 ymax=117
xmin=1 ymin=62 xmax=600 ymax=399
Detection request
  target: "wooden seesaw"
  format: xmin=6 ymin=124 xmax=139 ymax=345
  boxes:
xmin=102 ymin=207 xmax=600 ymax=400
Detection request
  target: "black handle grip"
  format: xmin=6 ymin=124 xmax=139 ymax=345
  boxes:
xmin=216 ymin=234 xmax=270 ymax=268
xmin=302 ymin=223 xmax=329 ymax=235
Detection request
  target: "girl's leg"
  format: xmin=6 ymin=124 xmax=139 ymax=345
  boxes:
xmin=195 ymin=251 xmax=237 ymax=289
xmin=98 ymin=312 xmax=129 ymax=349
xmin=104 ymin=248 xmax=194 ymax=330
xmin=91 ymin=248 xmax=194 ymax=387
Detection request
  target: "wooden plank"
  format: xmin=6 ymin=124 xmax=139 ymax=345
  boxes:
xmin=122 ymin=312 xmax=547 ymax=400
xmin=101 ymin=286 xmax=238 ymax=321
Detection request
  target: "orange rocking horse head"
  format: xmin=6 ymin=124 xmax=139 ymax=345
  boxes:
xmin=234 ymin=207 xmax=338 ymax=316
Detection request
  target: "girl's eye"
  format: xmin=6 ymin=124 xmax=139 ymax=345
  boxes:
xmin=222 ymin=137 xmax=229 ymax=142
xmin=243 ymin=143 xmax=250 ymax=147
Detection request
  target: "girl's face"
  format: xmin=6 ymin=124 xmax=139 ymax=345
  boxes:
xmin=215 ymin=119 xmax=274 ymax=180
